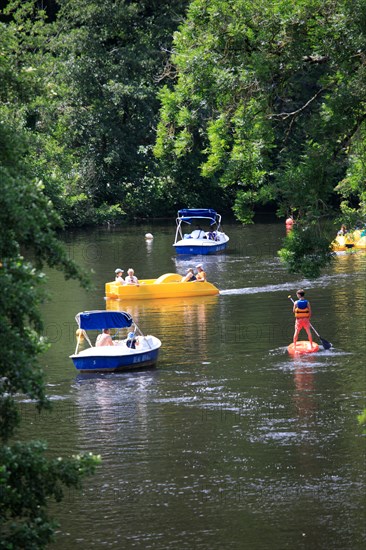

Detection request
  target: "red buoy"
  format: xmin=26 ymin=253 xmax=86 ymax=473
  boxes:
xmin=287 ymin=341 xmax=319 ymax=355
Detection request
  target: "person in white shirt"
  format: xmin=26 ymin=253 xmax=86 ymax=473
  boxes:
xmin=115 ymin=268 xmax=125 ymax=283
xmin=124 ymin=268 xmax=139 ymax=286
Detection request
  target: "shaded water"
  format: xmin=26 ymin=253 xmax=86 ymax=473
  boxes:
xmin=19 ymin=219 xmax=365 ymax=549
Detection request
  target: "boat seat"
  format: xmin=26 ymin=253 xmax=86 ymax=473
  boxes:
xmin=153 ymin=273 xmax=182 ymax=284
xmin=190 ymin=229 xmax=205 ymax=239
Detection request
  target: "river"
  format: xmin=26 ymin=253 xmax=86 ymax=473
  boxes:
xmin=18 ymin=218 xmax=365 ymax=549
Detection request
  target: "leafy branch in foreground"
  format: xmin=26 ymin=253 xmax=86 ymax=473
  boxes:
xmin=278 ymin=222 xmax=335 ymax=278
xmin=1 ymin=5 xmax=99 ymax=547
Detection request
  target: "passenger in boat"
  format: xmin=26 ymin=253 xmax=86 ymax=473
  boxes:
xmin=337 ymin=224 xmax=348 ymax=236
xmin=95 ymin=328 xmax=114 ymax=347
xmin=181 ymin=268 xmax=196 ymax=282
xmin=293 ymin=289 xmax=313 ymax=349
xmin=124 ymin=268 xmax=140 ymax=286
xmin=195 ymin=263 xmax=207 ymax=282
xmin=115 ymin=268 xmax=125 ymax=283
xmin=208 ymin=229 xmax=217 ymax=240
xmin=126 ymin=331 xmax=138 ymax=349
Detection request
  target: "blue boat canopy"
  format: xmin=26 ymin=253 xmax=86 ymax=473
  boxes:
xmin=177 ymin=209 xmax=218 ymax=225
xmin=75 ymin=310 xmax=133 ymax=330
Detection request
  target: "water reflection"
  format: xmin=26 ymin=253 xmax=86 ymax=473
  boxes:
xmin=292 ymin=359 xmax=316 ymax=422
xmin=73 ymin=371 xmax=157 ymax=457
xmin=106 ymin=296 xmax=218 ymax=363
xmin=145 ymin=237 xmax=153 ymax=255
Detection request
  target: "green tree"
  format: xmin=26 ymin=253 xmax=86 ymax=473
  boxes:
xmin=155 ymin=0 xmax=366 ymax=275
xmin=0 ymin=12 xmax=99 ymax=548
xmin=53 ymin=0 xmax=189 ymax=219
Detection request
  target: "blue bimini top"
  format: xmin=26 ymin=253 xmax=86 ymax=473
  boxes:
xmin=75 ymin=310 xmax=133 ymax=330
xmin=177 ymin=209 xmax=218 ymax=225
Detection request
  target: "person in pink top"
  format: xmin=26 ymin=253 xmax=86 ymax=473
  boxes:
xmin=95 ymin=329 xmax=114 ymax=347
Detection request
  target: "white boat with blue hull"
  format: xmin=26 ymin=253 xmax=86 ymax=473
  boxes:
xmin=70 ymin=310 xmax=161 ymax=373
xmin=173 ymin=208 xmax=229 ymax=255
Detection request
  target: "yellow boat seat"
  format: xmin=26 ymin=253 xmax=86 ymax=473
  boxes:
xmin=153 ymin=273 xmax=182 ymax=284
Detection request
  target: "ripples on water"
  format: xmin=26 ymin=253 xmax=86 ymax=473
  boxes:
xmin=19 ymin=222 xmax=366 ymax=549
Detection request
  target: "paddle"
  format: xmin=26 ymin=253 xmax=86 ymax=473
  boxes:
xmin=288 ymin=295 xmax=332 ymax=350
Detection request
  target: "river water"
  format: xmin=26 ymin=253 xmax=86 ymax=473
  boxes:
xmin=19 ymin=218 xmax=365 ymax=549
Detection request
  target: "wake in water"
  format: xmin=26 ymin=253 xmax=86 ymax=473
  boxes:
xmin=219 ymin=271 xmax=360 ymax=296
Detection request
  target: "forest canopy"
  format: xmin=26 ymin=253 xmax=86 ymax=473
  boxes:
xmin=1 ymin=0 xmax=366 ymax=255
xmin=155 ymin=1 xmax=366 ymax=254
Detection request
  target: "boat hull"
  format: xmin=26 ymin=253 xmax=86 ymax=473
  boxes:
xmin=105 ymin=273 xmax=219 ymax=300
xmin=174 ymin=240 xmax=228 ymax=255
xmin=70 ymin=337 xmax=161 ymax=372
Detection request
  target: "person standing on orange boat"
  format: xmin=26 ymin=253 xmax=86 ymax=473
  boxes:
xmin=293 ymin=289 xmax=313 ymax=349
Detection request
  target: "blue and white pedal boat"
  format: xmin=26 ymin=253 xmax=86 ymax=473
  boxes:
xmin=173 ymin=208 xmax=229 ymax=255
xmin=70 ymin=310 xmax=161 ymax=373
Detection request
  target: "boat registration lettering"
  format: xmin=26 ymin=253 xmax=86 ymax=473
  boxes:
xmin=133 ymin=354 xmax=150 ymax=363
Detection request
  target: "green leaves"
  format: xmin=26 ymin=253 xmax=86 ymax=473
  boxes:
xmin=155 ymin=0 xmax=366 ymax=274
xmin=1 ymin=5 xmax=98 ymax=545
xmin=52 ymin=0 xmax=189 ymax=218
xmin=0 ymin=442 xmax=100 ymax=549
xmin=278 ymin=223 xmax=334 ymax=278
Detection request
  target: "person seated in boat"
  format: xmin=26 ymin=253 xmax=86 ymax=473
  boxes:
xmin=293 ymin=289 xmax=313 ymax=349
xmin=181 ymin=268 xmax=196 ymax=282
xmin=115 ymin=268 xmax=125 ymax=283
xmin=195 ymin=263 xmax=207 ymax=282
xmin=124 ymin=268 xmax=140 ymax=286
xmin=126 ymin=331 xmax=138 ymax=349
xmin=208 ymin=229 xmax=217 ymax=241
xmin=95 ymin=328 xmax=114 ymax=347
xmin=337 ymin=224 xmax=348 ymax=236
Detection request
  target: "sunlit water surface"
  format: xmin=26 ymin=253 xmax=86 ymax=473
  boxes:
xmin=19 ymin=219 xmax=365 ymax=549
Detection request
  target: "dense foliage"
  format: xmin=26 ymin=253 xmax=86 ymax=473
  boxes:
xmin=155 ymin=0 xmax=366 ymax=274
xmin=0 ymin=9 xmax=99 ymax=548
xmin=53 ymin=0 xmax=189 ymax=219
xmin=2 ymin=1 xmax=365 ymax=263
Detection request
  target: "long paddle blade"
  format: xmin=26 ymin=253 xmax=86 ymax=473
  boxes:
xmin=309 ymin=322 xmax=332 ymax=349
xmin=319 ymin=336 xmax=332 ymax=350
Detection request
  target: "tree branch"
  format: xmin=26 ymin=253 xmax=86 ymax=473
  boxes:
xmin=269 ymin=88 xmax=325 ymax=120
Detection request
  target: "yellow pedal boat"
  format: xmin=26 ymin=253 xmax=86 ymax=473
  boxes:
xmin=332 ymin=230 xmax=366 ymax=251
xmin=105 ymin=273 xmax=220 ymax=300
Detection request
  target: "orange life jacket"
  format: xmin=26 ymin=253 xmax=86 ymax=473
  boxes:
xmin=294 ymin=299 xmax=310 ymax=319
